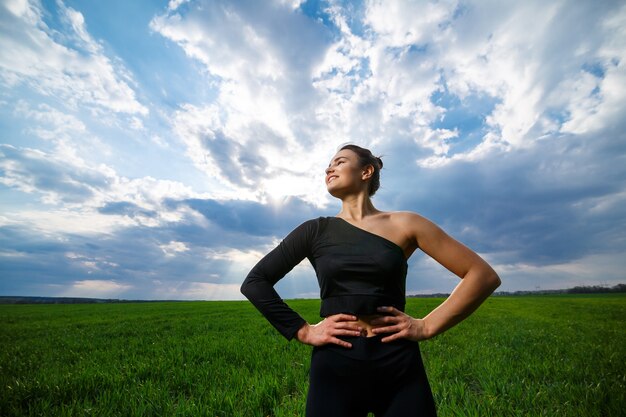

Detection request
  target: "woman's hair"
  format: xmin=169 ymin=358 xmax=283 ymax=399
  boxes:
xmin=339 ymin=144 xmax=383 ymax=196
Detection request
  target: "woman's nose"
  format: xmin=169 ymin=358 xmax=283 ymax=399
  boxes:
xmin=325 ymin=166 xmax=333 ymax=174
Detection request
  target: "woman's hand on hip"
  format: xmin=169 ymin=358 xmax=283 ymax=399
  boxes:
xmin=370 ymin=306 xmax=431 ymax=343
xmin=296 ymin=314 xmax=363 ymax=348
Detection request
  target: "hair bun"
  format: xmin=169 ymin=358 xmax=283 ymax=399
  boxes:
xmin=376 ymin=156 xmax=383 ymax=169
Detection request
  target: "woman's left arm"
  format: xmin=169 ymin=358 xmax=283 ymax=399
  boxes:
xmin=372 ymin=212 xmax=501 ymax=342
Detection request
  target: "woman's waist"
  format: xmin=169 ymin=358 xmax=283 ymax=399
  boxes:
xmin=320 ymin=294 xmax=405 ymax=317
xmin=354 ymin=314 xmax=385 ymax=337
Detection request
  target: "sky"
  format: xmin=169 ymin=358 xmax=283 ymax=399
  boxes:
xmin=0 ymin=0 xmax=625 ymax=301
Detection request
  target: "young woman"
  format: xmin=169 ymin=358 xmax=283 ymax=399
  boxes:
xmin=241 ymin=144 xmax=501 ymax=416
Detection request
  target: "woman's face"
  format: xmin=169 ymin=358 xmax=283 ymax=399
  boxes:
xmin=325 ymin=149 xmax=366 ymax=198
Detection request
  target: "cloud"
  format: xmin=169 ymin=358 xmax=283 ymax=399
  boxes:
xmin=426 ymin=0 xmax=626 ymax=160
xmin=152 ymin=0 xmax=348 ymax=204
xmin=14 ymin=101 xmax=87 ymax=142
xmin=316 ymin=0 xmax=626 ymax=168
xmin=159 ymin=240 xmax=189 ymax=257
xmin=176 ymin=196 xmax=323 ymax=237
xmin=384 ymin=130 xmax=626 ymax=270
xmin=490 ymin=253 xmax=626 ymax=292
xmin=0 ymin=0 xmax=147 ymax=115
xmin=0 ymin=144 xmax=104 ymax=205
xmin=62 ymin=280 xmax=133 ymax=298
xmin=0 ymin=134 xmax=327 ymax=299
xmin=168 ymin=99 xmax=340 ymax=206
xmin=0 ymin=142 xmax=208 ymax=227
xmin=0 ymin=196 xmax=323 ymax=300
xmin=151 ymin=282 xmax=244 ymax=301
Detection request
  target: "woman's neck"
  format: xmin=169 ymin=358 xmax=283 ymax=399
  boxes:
xmin=337 ymin=194 xmax=380 ymax=221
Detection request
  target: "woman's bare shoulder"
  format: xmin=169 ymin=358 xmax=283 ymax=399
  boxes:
xmin=387 ymin=211 xmax=442 ymax=236
xmin=388 ymin=210 xmax=432 ymax=224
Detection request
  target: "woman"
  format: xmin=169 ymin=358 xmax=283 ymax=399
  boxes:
xmin=241 ymin=144 xmax=501 ymax=416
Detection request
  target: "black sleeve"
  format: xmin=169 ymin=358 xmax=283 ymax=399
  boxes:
xmin=240 ymin=219 xmax=319 ymax=340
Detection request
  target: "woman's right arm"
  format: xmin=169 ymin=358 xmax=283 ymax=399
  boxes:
xmin=240 ymin=221 xmax=313 ymax=340
xmin=241 ymin=218 xmax=362 ymax=347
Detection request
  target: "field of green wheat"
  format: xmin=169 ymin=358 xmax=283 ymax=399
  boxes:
xmin=1 ymin=294 xmax=624 ymax=416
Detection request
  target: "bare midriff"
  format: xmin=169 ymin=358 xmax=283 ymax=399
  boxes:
xmin=355 ymin=314 xmax=386 ymax=337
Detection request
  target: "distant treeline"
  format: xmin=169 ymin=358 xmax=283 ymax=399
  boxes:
xmin=409 ymin=283 xmax=626 ymax=298
xmin=564 ymin=283 xmax=626 ymax=294
xmin=494 ymin=283 xmax=626 ymax=296
xmin=0 ymin=296 xmax=182 ymax=305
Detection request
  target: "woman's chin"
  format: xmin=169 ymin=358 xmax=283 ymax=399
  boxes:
xmin=326 ymin=186 xmax=343 ymax=199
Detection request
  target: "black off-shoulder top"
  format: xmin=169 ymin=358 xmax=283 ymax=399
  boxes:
xmin=240 ymin=216 xmax=408 ymax=340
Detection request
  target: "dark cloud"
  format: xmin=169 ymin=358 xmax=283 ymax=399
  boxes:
xmin=0 ymin=145 xmax=108 ymax=203
xmin=98 ymin=201 xmax=157 ymax=218
xmin=381 ymin=131 xmax=626 ymax=267
xmin=0 ymin=225 xmax=86 ymax=293
xmin=0 ymin=222 xmax=230 ymax=298
xmin=0 ymin=194 xmax=328 ymax=297
xmin=200 ymin=129 xmax=270 ymax=188
xmin=170 ymin=195 xmax=325 ymax=237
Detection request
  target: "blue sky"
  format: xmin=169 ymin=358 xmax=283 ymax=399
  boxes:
xmin=1 ymin=0 xmax=625 ymax=300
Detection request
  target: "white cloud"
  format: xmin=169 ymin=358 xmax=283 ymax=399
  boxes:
xmin=436 ymin=1 xmax=625 ymax=157
xmin=0 ymin=144 xmax=211 ymax=233
xmin=163 ymin=282 xmax=245 ymax=300
xmin=12 ymin=101 xmax=114 ymax=163
xmin=306 ymin=3 xmax=457 ymax=161
xmin=324 ymin=0 xmax=625 ymax=169
xmin=492 ymin=253 xmax=626 ymax=292
xmin=3 ymin=209 xmax=134 ymax=235
xmin=0 ymin=0 xmax=147 ymax=115
xmin=15 ymin=101 xmax=87 ymax=140
xmin=167 ymin=0 xmax=190 ymax=12
xmin=153 ymin=0 xmax=626 ymax=200
xmin=561 ymin=8 xmax=626 ymax=134
xmin=160 ymin=240 xmax=190 ymax=257
xmin=64 ymin=252 xmax=119 ymax=272
xmin=169 ymin=102 xmax=334 ymax=205
xmin=155 ymin=0 xmax=446 ymax=202
xmin=152 ymin=0 xmax=342 ymax=205
xmin=364 ymin=0 xmax=456 ymax=48
xmin=4 ymin=0 xmax=33 ymax=18
xmin=280 ymin=0 xmax=304 ymax=10
xmin=203 ymin=246 xmax=270 ymax=282
xmin=63 ymin=279 xmax=133 ymax=298
xmin=0 ymin=249 xmax=28 ymax=258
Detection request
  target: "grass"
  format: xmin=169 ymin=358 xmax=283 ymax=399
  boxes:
xmin=0 ymin=294 xmax=624 ymax=416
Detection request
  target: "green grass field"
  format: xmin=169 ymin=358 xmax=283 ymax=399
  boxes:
xmin=1 ymin=294 xmax=624 ymax=416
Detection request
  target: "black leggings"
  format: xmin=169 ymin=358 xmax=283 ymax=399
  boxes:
xmin=305 ymin=335 xmax=437 ymax=417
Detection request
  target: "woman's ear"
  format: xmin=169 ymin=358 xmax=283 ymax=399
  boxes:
xmin=362 ymin=164 xmax=374 ymax=180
